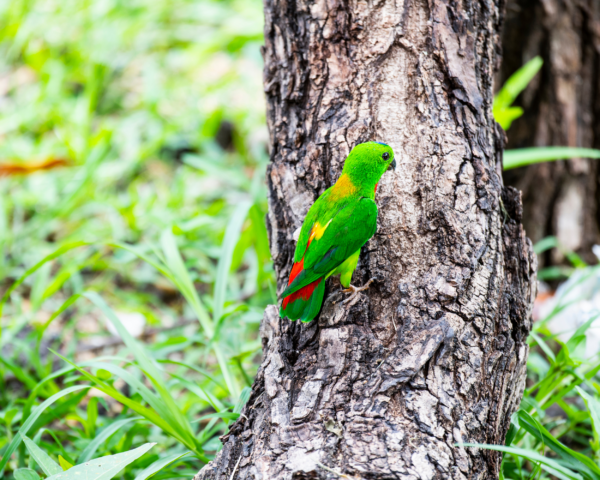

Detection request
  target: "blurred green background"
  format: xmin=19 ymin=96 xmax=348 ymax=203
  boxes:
xmin=2 ymin=1 xmax=600 ymax=479
xmin=0 ymin=0 xmax=273 ymax=478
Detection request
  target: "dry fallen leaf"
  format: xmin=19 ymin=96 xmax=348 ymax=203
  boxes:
xmin=0 ymin=158 xmax=71 ymax=176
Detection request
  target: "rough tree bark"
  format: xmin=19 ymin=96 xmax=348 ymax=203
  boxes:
xmin=501 ymin=0 xmax=600 ymax=267
xmin=196 ymin=0 xmax=537 ymax=478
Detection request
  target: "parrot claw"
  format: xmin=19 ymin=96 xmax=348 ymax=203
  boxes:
xmin=341 ymin=278 xmax=375 ymax=304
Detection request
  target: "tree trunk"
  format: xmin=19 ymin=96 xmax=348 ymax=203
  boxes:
xmin=196 ymin=0 xmax=537 ymax=478
xmin=501 ymin=0 xmax=600 ymax=267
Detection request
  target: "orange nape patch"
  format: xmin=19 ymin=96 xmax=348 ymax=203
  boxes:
xmin=329 ymin=173 xmax=358 ymax=201
xmin=288 ymin=258 xmax=304 ymax=285
xmin=282 ymin=278 xmax=323 ymax=309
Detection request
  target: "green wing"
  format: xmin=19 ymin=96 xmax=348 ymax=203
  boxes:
xmin=282 ymin=197 xmax=378 ymax=298
xmin=293 ymin=188 xmax=334 ymax=263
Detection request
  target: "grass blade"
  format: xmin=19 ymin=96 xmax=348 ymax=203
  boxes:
xmin=0 ymin=242 xmax=89 ymax=318
xmin=159 ymin=229 xmax=239 ymax=398
xmin=234 ymin=386 xmax=251 ymax=414
xmin=0 ymin=385 xmax=90 ymax=477
xmin=21 ymin=435 xmax=62 ymax=476
xmin=159 ymin=229 xmax=214 ymax=336
xmin=82 ymin=292 xmax=196 ymax=441
xmin=504 ymin=147 xmax=600 ymax=170
xmin=213 ymin=200 xmax=252 ymax=326
xmin=132 ymin=452 xmax=189 ymax=480
xmin=493 ymin=56 xmax=543 ymax=130
xmin=460 ymin=443 xmax=583 ymax=480
xmin=576 ymin=387 xmax=600 ymax=449
xmin=78 ymin=417 xmax=142 ymax=463
xmin=517 ymin=410 xmax=600 ymax=479
xmin=51 ymin=352 xmax=209 ymax=462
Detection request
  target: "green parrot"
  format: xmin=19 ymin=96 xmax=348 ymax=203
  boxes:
xmin=280 ymin=141 xmax=396 ymax=322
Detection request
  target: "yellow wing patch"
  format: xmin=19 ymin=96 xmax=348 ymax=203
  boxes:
xmin=308 ymin=219 xmax=332 ymax=245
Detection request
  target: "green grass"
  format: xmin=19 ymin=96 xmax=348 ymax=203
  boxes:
xmin=1 ymin=1 xmax=600 ymax=479
xmin=0 ymin=0 xmax=271 ymax=477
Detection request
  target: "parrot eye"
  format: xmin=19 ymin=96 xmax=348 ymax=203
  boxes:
xmin=382 ymin=152 xmax=390 ymax=161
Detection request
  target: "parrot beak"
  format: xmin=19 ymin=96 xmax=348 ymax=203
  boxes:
xmin=388 ymin=159 xmax=397 ymax=171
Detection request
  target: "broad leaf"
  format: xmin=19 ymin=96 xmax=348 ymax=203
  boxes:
xmin=13 ymin=469 xmax=41 ymax=480
xmin=46 ymin=443 xmax=155 ymax=480
xmin=21 ymin=435 xmax=62 ymax=476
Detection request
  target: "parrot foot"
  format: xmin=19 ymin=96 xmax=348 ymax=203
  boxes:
xmin=341 ymin=278 xmax=375 ymax=305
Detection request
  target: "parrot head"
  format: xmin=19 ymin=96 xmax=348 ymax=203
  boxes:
xmin=341 ymin=141 xmax=396 ymax=194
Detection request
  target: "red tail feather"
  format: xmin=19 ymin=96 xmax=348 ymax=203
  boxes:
xmin=288 ymin=258 xmax=304 ymax=285
xmin=282 ymin=278 xmax=322 ymax=309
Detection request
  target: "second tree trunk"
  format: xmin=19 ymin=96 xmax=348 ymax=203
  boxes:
xmin=501 ymin=0 xmax=600 ymax=267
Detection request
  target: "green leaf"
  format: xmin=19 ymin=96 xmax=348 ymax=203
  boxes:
xmin=529 ymin=332 xmax=556 ymax=365
xmin=460 ymin=443 xmax=583 ymax=480
xmin=58 ymin=456 xmax=74 ymax=471
xmin=504 ymin=147 xmax=600 ymax=170
xmin=78 ymin=417 xmax=142 ymax=463
xmin=13 ymin=469 xmax=41 ymax=480
xmin=159 ymin=229 xmax=239 ymax=398
xmin=577 ymin=387 xmax=600 ymax=449
xmin=86 ymin=397 xmax=98 ymax=438
xmin=493 ymin=56 xmax=543 ymax=130
xmin=96 ymin=369 xmax=112 ymax=380
xmin=82 ymin=292 xmax=196 ymax=444
xmin=157 ymin=359 xmax=226 ymax=392
xmin=566 ymin=313 xmax=600 ymax=353
xmin=191 ymin=411 xmax=240 ymax=424
xmin=21 ymin=435 xmax=62 ymax=476
xmin=158 ymin=230 xmax=214 ymax=337
xmin=234 ymin=387 xmax=252 ymax=414
xmin=497 ymin=56 xmax=543 ymax=105
xmin=0 ymin=357 xmax=38 ymax=390
xmin=504 ymin=422 xmax=518 ymax=446
xmin=37 ymin=293 xmax=82 ymax=341
xmin=517 ymin=410 xmax=600 ymax=479
xmin=50 ymin=353 xmax=209 ymax=462
xmin=46 ymin=443 xmax=155 ymax=480
xmin=169 ymin=373 xmax=225 ymax=413
xmin=534 ymin=236 xmax=560 ymax=254
xmin=0 ymin=385 xmax=90 ymax=477
xmin=132 ymin=452 xmax=189 ymax=480
xmin=0 ymin=242 xmax=89 ymax=317
xmin=532 ymin=236 xmax=587 ymax=269
xmin=213 ymin=201 xmax=252 ymax=326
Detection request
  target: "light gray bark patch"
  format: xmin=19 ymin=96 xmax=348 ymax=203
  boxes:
xmin=368 ymin=320 xmax=450 ymax=395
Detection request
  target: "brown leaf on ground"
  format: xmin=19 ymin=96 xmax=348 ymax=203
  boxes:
xmin=0 ymin=158 xmax=71 ymax=176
